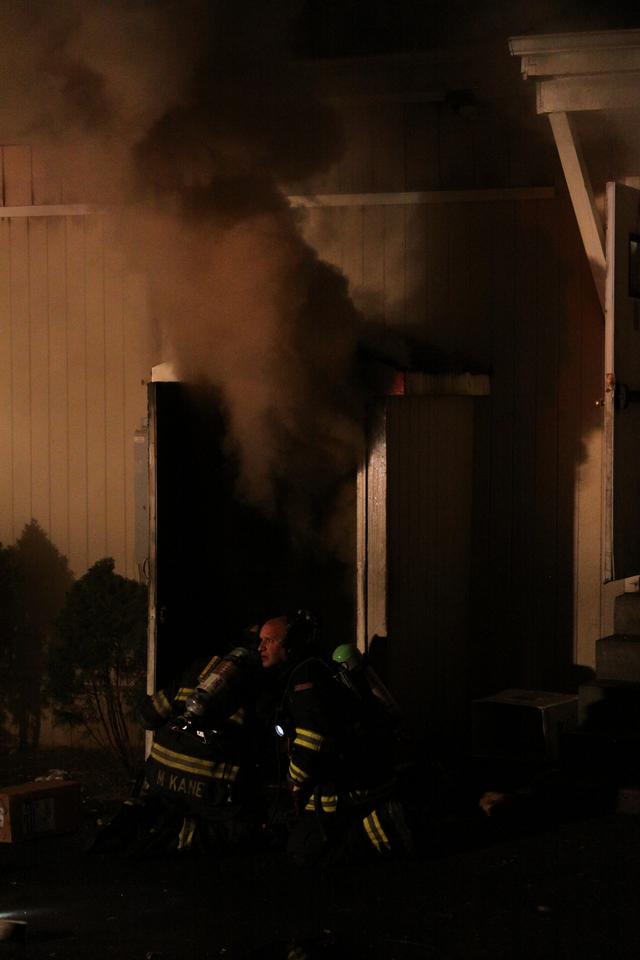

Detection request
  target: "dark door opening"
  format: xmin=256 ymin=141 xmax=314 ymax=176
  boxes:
xmin=149 ymin=380 xmax=354 ymax=689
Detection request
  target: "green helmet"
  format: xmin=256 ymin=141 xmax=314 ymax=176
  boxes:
xmin=332 ymin=643 xmax=361 ymax=668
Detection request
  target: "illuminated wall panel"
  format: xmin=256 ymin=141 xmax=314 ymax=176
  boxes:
xmin=0 ymin=145 xmax=153 ymax=581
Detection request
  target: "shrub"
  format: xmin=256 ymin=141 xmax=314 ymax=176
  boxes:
xmin=0 ymin=521 xmax=73 ymax=750
xmin=47 ymin=558 xmax=147 ymax=773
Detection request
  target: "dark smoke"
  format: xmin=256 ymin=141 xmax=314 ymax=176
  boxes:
xmin=125 ymin=3 xmax=370 ymax=544
xmin=0 ymin=0 xmax=394 ymax=558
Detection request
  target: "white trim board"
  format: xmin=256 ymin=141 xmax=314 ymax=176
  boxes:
xmin=548 ymin=111 xmax=606 ymax=312
xmin=0 ymin=203 xmax=102 ymax=218
xmin=289 ymin=187 xmax=554 ymax=208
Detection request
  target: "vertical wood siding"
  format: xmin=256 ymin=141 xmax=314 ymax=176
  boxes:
xmin=303 ymin=189 xmax=605 ymax=698
xmin=298 ymin=87 xmax=609 ymax=700
xmin=0 ymin=146 xmax=152 ymax=581
xmin=386 ymin=395 xmax=477 ymax=748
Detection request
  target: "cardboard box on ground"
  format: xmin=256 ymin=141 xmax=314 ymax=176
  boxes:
xmin=0 ymin=781 xmax=80 ymax=843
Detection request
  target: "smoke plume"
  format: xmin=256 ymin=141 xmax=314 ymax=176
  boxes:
xmin=0 ymin=0 xmax=387 ymax=556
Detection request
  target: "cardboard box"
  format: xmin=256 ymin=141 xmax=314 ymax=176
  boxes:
xmin=0 ymin=780 xmax=81 ymax=843
xmin=472 ymin=689 xmax=578 ymax=762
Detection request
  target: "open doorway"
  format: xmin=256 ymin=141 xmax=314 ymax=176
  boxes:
xmin=147 ymin=376 xmax=355 ymax=691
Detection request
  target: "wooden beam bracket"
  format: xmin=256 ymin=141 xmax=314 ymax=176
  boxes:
xmin=548 ymin=111 xmax=606 ymax=312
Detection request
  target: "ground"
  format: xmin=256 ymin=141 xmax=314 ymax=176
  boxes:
xmin=1 ymin=748 xmax=639 ymax=959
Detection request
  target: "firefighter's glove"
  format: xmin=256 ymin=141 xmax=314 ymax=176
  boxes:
xmin=288 ymin=781 xmax=304 ymax=818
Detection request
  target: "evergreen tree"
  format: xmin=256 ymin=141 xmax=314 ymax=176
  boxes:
xmin=48 ymin=558 xmax=147 ymax=773
xmin=0 ymin=542 xmax=20 ymax=734
xmin=6 ymin=521 xmax=73 ymax=750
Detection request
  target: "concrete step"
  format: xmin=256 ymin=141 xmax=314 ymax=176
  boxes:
xmin=596 ymin=634 xmax=640 ymax=682
xmin=614 ymin=592 xmax=640 ymax=635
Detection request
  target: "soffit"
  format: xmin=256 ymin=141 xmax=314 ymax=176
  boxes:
xmin=510 ymin=29 xmax=640 ymax=114
xmin=510 ymin=29 xmax=640 ymax=312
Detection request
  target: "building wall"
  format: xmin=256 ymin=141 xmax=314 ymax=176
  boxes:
xmin=0 ymin=52 xmax=619 ymax=749
xmin=0 ymin=144 xmax=153 ymax=582
xmin=296 ymin=68 xmax=617 ymax=693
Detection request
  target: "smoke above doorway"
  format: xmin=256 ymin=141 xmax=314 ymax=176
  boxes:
xmin=0 ymin=0 xmax=403 ymax=558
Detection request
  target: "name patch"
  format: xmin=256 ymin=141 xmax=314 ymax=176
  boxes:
xmin=155 ymin=768 xmax=205 ymax=798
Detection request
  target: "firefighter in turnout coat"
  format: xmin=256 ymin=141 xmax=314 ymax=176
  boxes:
xmin=93 ymin=643 xmax=262 ymax=855
xmin=258 ymin=613 xmax=412 ymax=866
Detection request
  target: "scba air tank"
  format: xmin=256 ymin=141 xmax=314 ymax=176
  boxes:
xmin=331 ymin=642 xmax=402 ymax=729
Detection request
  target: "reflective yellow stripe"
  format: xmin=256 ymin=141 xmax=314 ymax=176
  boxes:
xmin=304 ymin=794 xmax=337 ymax=813
xmin=296 ymin=727 xmax=326 ymax=750
xmin=363 ymin=809 xmax=391 ymax=853
xmin=198 ymin=655 xmax=221 ymax=681
xmin=151 ymin=747 xmax=216 ymax=780
xmin=224 ymin=765 xmax=240 ymax=782
xmin=175 ymin=687 xmax=195 ymax=703
xmin=289 ymin=761 xmax=309 ymax=784
xmin=293 ymin=727 xmax=325 ymax=752
xmin=229 ymin=708 xmax=245 ymax=726
xmin=152 ymin=690 xmax=172 ymax=718
xmin=371 ymin=809 xmax=390 ymax=850
xmin=177 ymin=816 xmax=196 ymax=851
xmin=150 ymin=743 xmax=239 ymax=781
xmin=152 ymin=742 xmax=217 ymax=772
xmin=363 ymin=814 xmax=378 ymax=849
xmin=221 ymin=760 xmax=239 ymax=782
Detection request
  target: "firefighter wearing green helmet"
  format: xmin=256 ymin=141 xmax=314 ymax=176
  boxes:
xmin=258 ymin=612 xmax=412 ymax=865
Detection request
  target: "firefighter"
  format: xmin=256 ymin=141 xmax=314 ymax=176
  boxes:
xmin=92 ymin=639 xmax=263 ymax=855
xmin=258 ymin=613 xmax=412 ymax=866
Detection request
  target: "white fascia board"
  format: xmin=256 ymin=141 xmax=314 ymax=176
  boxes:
xmin=522 ymin=48 xmax=640 ymax=79
xmin=289 ymin=187 xmax=554 ymax=208
xmin=510 ymin=29 xmax=640 ymax=58
xmin=0 ymin=203 xmax=102 ymax=218
xmin=538 ymin=73 xmax=640 ymax=113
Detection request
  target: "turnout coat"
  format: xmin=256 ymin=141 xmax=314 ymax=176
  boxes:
xmin=280 ymin=655 xmax=402 ymax=858
xmin=139 ymin=652 xmax=254 ymax=812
